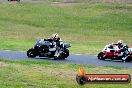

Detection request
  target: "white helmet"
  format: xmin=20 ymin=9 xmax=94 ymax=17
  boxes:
xmin=117 ymin=40 xmax=124 ymax=45
xmin=52 ymin=33 xmax=59 ymax=39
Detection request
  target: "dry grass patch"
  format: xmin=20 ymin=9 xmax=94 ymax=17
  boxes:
xmin=0 ymin=62 xmax=8 ymax=67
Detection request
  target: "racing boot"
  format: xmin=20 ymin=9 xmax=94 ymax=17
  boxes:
xmin=122 ymin=57 xmax=127 ymax=62
xmin=122 ymin=54 xmax=129 ymax=62
xmin=54 ymin=50 xmax=60 ymax=57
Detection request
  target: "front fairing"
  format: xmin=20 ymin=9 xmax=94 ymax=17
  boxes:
xmin=33 ymin=39 xmax=51 ymax=49
xmin=36 ymin=39 xmax=45 ymax=46
xmin=64 ymin=43 xmax=71 ymax=48
xmin=32 ymin=39 xmax=44 ymax=49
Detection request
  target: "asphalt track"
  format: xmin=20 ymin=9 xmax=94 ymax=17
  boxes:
xmin=0 ymin=50 xmax=132 ymax=68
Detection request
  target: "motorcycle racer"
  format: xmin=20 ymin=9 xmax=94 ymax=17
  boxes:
xmin=117 ymin=40 xmax=127 ymax=49
xmin=49 ymin=33 xmax=64 ymax=57
xmin=98 ymin=40 xmax=132 ymax=62
xmin=52 ymin=33 xmax=64 ymax=47
xmin=117 ymin=40 xmax=129 ymax=61
xmin=27 ymin=35 xmax=71 ymax=59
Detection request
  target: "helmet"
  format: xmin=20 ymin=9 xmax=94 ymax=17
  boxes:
xmin=52 ymin=33 xmax=59 ymax=40
xmin=117 ymin=40 xmax=124 ymax=45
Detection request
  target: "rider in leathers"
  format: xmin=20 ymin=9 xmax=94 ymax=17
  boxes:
xmin=49 ymin=33 xmax=64 ymax=57
xmin=117 ymin=40 xmax=129 ymax=61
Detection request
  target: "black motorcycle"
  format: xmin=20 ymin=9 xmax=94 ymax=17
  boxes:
xmin=27 ymin=38 xmax=71 ymax=60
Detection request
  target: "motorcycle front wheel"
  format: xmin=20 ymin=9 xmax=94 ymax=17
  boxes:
xmin=27 ymin=48 xmax=36 ymax=58
xmin=98 ymin=52 xmax=105 ymax=60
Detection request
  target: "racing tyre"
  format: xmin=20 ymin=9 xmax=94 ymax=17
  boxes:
xmin=27 ymin=48 xmax=36 ymax=58
xmin=98 ymin=52 xmax=105 ymax=60
xmin=124 ymin=57 xmax=131 ymax=62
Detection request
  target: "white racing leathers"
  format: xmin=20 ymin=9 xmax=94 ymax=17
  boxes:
xmin=49 ymin=38 xmax=64 ymax=57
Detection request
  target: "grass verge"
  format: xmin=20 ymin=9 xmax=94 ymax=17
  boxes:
xmin=0 ymin=1 xmax=132 ymax=54
xmin=0 ymin=59 xmax=132 ymax=88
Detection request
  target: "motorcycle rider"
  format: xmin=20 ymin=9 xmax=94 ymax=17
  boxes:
xmin=49 ymin=33 xmax=64 ymax=57
xmin=117 ymin=40 xmax=129 ymax=61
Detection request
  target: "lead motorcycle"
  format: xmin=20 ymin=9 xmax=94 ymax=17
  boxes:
xmin=98 ymin=44 xmax=132 ymax=62
xmin=27 ymin=38 xmax=71 ymax=60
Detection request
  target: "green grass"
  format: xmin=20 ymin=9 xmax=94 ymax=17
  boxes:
xmin=0 ymin=1 xmax=131 ymax=87
xmin=0 ymin=1 xmax=132 ymax=55
xmin=0 ymin=59 xmax=132 ymax=88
